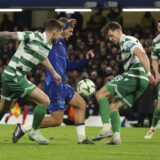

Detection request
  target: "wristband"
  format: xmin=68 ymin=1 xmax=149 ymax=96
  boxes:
xmin=147 ymin=72 xmax=151 ymax=76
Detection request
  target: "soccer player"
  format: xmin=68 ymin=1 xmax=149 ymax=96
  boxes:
xmin=92 ymin=21 xmax=156 ymax=145
xmin=144 ymin=20 xmax=160 ymax=139
xmin=0 ymin=19 xmax=64 ymax=144
xmin=13 ymin=18 xmax=95 ymax=144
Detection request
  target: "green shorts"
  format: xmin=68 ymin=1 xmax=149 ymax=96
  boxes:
xmin=1 ymin=72 xmax=36 ymax=101
xmin=105 ymin=73 xmax=149 ymax=107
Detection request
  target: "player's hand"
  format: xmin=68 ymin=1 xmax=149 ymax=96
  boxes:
xmin=68 ymin=19 xmax=77 ymax=25
xmin=105 ymin=75 xmax=114 ymax=83
xmin=53 ymin=72 xmax=61 ymax=85
xmin=155 ymin=73 xmax=160 ymax=82
xmin=86 ymin=50 xmax=94 ymax=59
xmin=149 ymin=75 xmax=157 ymax=86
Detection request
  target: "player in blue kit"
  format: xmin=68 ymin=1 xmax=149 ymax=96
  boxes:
xmin=13 ymin=17 xmax=95 ymax=144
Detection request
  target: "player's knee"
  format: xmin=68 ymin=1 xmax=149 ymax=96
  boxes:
xmin=76 ymin=99 xmax=86 ymax=111
xmin=81 ymin=99 xmax=86 ymax=108
xmin=110 ymin=102 xmax=120 ymax=112
xmin=96 ymin=90 xmax=110 ymax=100
xmin=110 ymin=103 xmax=116 ymax=112
xmin=42 ymin=96 xmax=50 ymax=106
xmin=95 ymin=91 xmax=103 ymax=100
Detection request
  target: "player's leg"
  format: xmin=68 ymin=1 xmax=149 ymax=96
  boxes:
xmin=40 ymin=110 xmax=64 ymax=128
xmin=106 ymin=99 xmax=123 ymax=145
xmin=27 ymin=86 xmax=50 ymax=127
xmin=0 ymin=97 xmax=14 ymax=121
xmin=68 ymin=91 xmax=94 ymax=144
xmin=13 ymin=83 xmax=50 ymax=144
xmin=144 ymin=98 xmax=160 ymax=139
xmin=92 ymin=85 xmax=113 ymax=141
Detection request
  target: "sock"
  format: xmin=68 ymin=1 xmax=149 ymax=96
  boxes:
xmin=7 ymin=113 xmax=13 ymax=119
xmin=76 ymin=123 xmax=86 ymax=142
xmin=32 ymin=105 xmax=48 ymax=130
xmin=152 ymin=107 xmax=160 ymax=127
xmin=102 ymin=123 xmax=111 ymax=131
xmin=113 ymin=132 xmax=120 ymax=139
xmin=21 ymin=122 xmax=32 ymax=132
xmin=110 ymin=111 xmax=121 ymax=133
xmin=0 ymin=110 xmax=5 ymax=121
xmin=98 ymin=98 xmax=110 ymax=124
xmin=22 ymin=111 xmax=28 ymax=124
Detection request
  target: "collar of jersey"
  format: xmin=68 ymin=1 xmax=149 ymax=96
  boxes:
xmin=58 ymin=38 xmax=65 ymax=44
xmin=120 ymin=34 xmax=125 ymax=42
xmin=43 ymin=32 xmax=47 ymax=44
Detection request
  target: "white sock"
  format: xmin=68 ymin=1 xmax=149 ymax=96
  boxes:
xmin=30 ymin=129 xmax=39 ymax=134
xmin=21 ymin=122 xmax=32 ymax=133
xmin=151 ymin=126 xmax=156 ymax=130
xmin=76 ymin=124 xmax=86 ymax=142
xmin=113 ymin=132 xmax=120 ymax=139
xmin=102 ymin=123 xmax=111 ymax=131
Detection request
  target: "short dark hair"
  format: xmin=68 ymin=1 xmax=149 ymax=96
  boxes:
xmin=59 ymin=17 xmax=75 ymax=28
xmin=158 ymin=19 xmax=160 ymax=23
xmin=45 ymin=19 xmax=64 ymax=32
xmin=101 ymin=21 xmax=122 ymax=35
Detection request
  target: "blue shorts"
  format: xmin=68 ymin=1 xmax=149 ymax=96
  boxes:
xmin=44 ymin=82 xmax=75 ymax=112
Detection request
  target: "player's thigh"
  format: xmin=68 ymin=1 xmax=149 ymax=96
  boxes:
xmin=68 ymin=92 xmax=86 ymax=109
xmin=27 ymin=87 xmax=50 ymax=106
xmin=0 ymin=97 xmax=14 ymax=112
xmin=50 ymin=110 xmax=64 ymax=123
xmin=96 ymin=86 xmax=111 ymax=100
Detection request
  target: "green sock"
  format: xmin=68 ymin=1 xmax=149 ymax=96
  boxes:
xmin=110 ymin=111 xmax=121 ymax=132
xmin=98 ymin=98 xmax=110 ymax=123
xmin=0 ymin=110 xmax=5 ymax=121
xmin=32 ymin=105 xmax=48 ymax=130
xmin=152 ymin=107 xmax=160 ymax=127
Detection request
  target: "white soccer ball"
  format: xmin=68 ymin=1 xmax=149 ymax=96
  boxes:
xmin=77 ymin=79 xmax=96 ymax=98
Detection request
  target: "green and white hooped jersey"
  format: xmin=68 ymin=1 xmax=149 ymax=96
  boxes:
xmin=151 ymin=34 xmax=160 ymax=69
xmin=120 ymin=34 xmax=148 ymax=81
xmin=4 ymin=31 xmax=52 ymax=77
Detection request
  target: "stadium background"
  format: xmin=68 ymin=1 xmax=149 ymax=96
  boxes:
xmin=0 ymin=0 xmax=160 ymax=127
xmin=1 ymin=1 xmax=160 ymax=160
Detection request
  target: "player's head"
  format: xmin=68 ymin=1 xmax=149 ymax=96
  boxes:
xmin=59 ymin=17 xmax=75 ymax=40
xmin=157 ymin=19 xmax=160 ymax=32
xmin=44 ymin=19 xmax=64 ymax=44
xmin=101 ymin=21 xmax=122 ymax=44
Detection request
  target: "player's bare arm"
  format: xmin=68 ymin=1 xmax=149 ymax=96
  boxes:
xmin=0 ymin=31 xmax=18 ymax=40
xmin=152 ymin=59 xmax=160 ymax=82
xmin=41 ymin=58 xmax=61 ymax=85
xmin=134 ymin=47 xmax=157 ymax=85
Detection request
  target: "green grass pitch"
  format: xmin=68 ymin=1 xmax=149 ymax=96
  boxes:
xmin=0 ymin=125 xmax=160 ymax=160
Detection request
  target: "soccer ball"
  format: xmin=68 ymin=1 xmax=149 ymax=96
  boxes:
xmin=77 ymin=79 xmax=96 ymax=98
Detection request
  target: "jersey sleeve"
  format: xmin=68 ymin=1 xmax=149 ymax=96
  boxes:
xmin=17 ymin=31 xmax=36 ymax=42
xmin=151 ymin=41 xmax=158 ymax=60
xmin=123 ymin=40 xmax=137 ymax=54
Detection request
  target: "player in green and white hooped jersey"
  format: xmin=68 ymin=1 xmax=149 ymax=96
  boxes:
xmin=0 ymin=19 xmax=64 ymax=145
xmin=93 ymin=22 xmax=157 ymax=145
xmin=145 ymin=20 xmax=160 ymax=139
